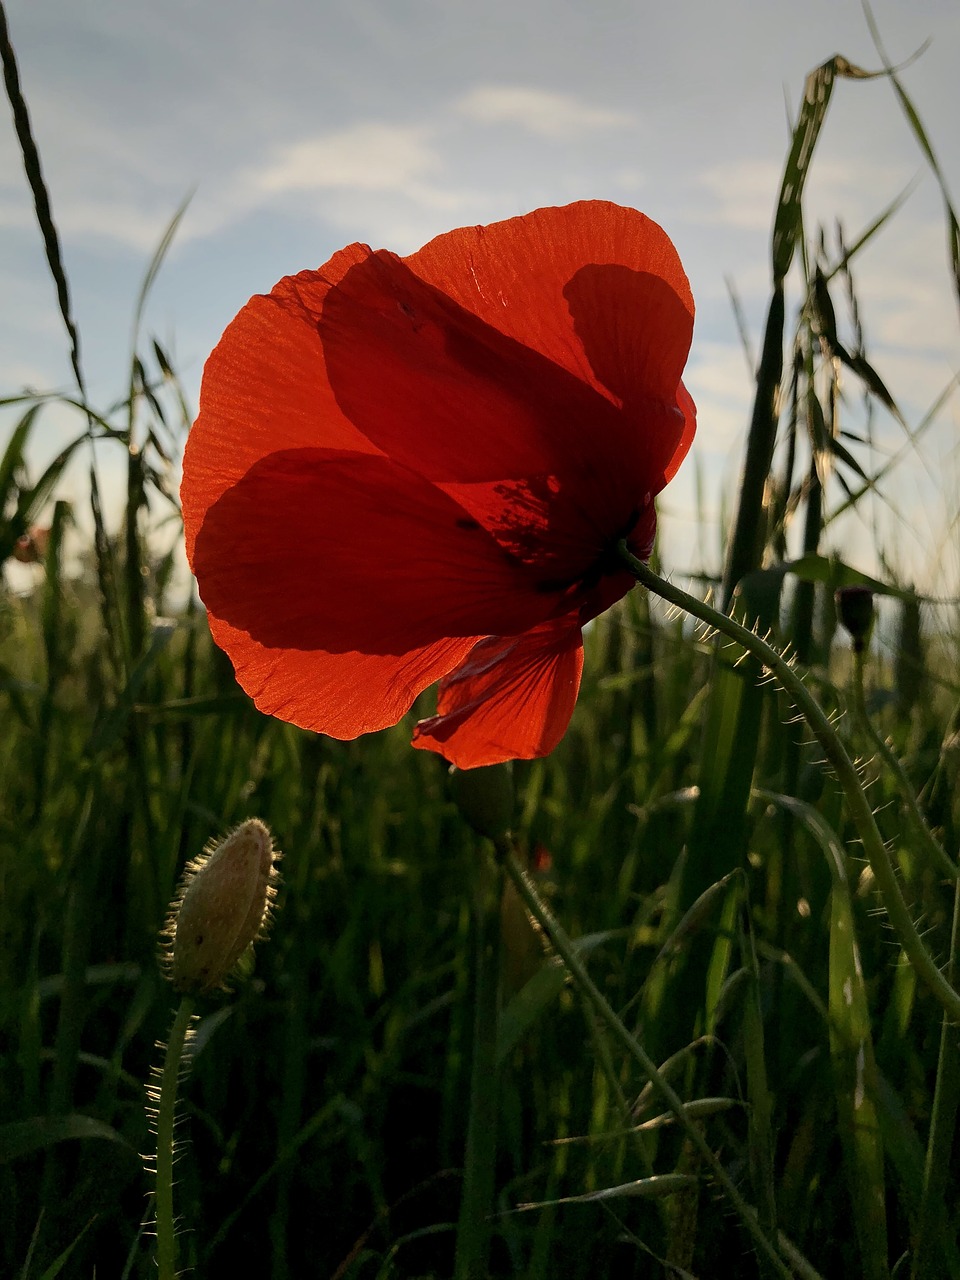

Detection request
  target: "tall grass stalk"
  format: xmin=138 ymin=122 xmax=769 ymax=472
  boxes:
xmin=497 ymin=840 xmax=819 ymax=1280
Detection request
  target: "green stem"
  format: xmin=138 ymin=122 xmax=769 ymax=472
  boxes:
xmin=848 ymin=651 xmax=960 ymax=1279
xmin=619 ymin=546 xmax=960 ymax=1025
xmin=454 ymin=852 xmax=503 ymax=1280
xmin=912 ymin=873 xmax=960 ymax=1279
xmin=851 ymin=650 xmax=958 ymax=879
xmin=155 ymin=996 xmax=195 ymax=1280
xmin=581 ymin=1003 xmax=654 ymax=1179
xmin=721 ymin=283 xmax=786 ymax=610
xmin=496 ymin=841 xmax=815 ymax=1280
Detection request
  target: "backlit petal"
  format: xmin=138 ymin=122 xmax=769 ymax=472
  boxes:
xmin=182 ymin=245 xmax=377 ymax=565
xmin=411 ymin=619 xmax=585 ymax=768
xmin=209 ymin=612 xmax=476 ymax=738
xmin=182 ymin=201 xmax=697 ymax=761
xmin=668 ymin=382 xmax=697 ymax=484
xmin=406 ymin=200 xmax=695 ymax=490
xmin=193 ymin=448 xmax=561 ymax=655
xmin=318 ymin=249 xmax=643 ymax=564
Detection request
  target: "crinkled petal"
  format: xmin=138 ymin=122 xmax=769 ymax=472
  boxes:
xmin=407 ymin=200 xmax=695 ymax=486
xmin=209 ymin=611 xmax=476 ymax=738
xmin=184 ymin=205 xmax=696 ymax=585
xmin=193 ymin=448 xmax=563 ymax=655
xmin=668 ymin=382 xmax=697 ymax=485
xmin=411 ymin=619 xmax=585 ymax=768
xmin=182 ymin=245 xmax=377 ymax=564
xmin=319 ymin=248 xmax=605 ymax=478
xmin=318 ymin=248 xmax=644 ymax=567
xmin=181 ymin=201 xmax=697 ymax=761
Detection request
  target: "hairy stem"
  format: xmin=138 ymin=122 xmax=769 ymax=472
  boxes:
xmin=618 ymin=545 xmax=960 ymax=1024
xmin=155 ymin=996 xmax=195 ymax=1280
xmin=851 ymin=650 xmax=958 ymax=879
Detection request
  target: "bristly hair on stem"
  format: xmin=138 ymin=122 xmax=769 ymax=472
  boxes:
xmin=147 ymin=820 xmax=281 ymax=1277
xmin=619 ymin=545 xmax=960 ymax=1027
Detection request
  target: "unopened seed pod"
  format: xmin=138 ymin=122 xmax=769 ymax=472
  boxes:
xmin=168 ymin=819 xmax=279 ymax=994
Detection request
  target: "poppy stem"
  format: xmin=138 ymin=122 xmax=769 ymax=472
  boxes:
xmin=495 ymin=840 xmax=815 ymax=1280
xmin=154 ymin=995 xmax=195 ymax=1280
xmin=454 ymin=847 xmax=503 ymax=1280
xmin=849 ymin=649 xmax=960 ymax=1280
xmin=849 ymin=649 xmax=958 ymax=879
xmin=617 ymin=543 xmax=960 ymax=1025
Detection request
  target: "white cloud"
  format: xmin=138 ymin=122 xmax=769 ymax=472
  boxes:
xmin=612 ymin=167 xmax=646 ymax=193
xmin=0 ymin=115 xmax=467 ymax=258
xmin=1 ymin=83 xmax=641 ymax=260
xmin=694 ymin=158 xmax=783 ymax=233
xmin=231 ymin=186 xmax=481 ymax=260
xmin=52 ymin=197 xmax=182 ymax=255
xmin=684 ymin=339 xmax=755 ymax=453
xmin=254 ymin=122 xmax=441 ymax=194
xmin=692 ymin=152 xmax=916 ymax=240
xmin=183 ymin=121 xmax=478 ymax=255
xmin=455 ymin=85 xmax=634 ymax=140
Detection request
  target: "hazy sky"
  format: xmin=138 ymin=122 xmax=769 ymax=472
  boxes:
xmin=2 ymin=0 xmax=958 ymax=582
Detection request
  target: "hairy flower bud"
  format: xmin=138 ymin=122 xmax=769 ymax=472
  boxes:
xmin=166 ymin=819 xmax=279 ymax=994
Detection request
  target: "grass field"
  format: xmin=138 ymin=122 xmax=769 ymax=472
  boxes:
xmin=2 ymin=16 xmax=960 ymax=1280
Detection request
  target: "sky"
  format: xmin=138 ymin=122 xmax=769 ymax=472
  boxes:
xmin=2 ymin=0 xmax=959 ymax=590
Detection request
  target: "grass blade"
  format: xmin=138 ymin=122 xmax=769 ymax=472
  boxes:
xmin=755 ymin=790 xmax=889 ymax=1278
xmin=0 ymin=1 xmax=86 ymax=401
xmin=863 ymin=3 xmax=960 ymax=319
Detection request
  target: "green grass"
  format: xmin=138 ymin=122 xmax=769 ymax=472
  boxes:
xmin=2 ymin=12 xmax=960 ymax=1278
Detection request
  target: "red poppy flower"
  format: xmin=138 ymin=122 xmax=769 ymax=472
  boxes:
xmin=181 ymin=201 xmax=695 ymax=768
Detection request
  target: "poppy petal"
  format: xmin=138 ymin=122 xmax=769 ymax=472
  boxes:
xmin=318 ymin=249 xmax=646 ymax=556
xmin=182 ymin=245 xmax=378 ymax=565
xmin=184 ymin=204 xmax=695 ymax=587
xmin=181 ymin=202 xmax=697 ymax=762
xmin=411 ymin=619 xmax=585 ymax=768
xmin=665 ymin=382 xmax=697 ymax=484
xmin=192 ymin=448 xmax=561 ymax=655
xmin=407 ymin=200 xmax=694 ymax=466
xmin=320 ymin=249 xmax=570 ymax=483
xmin=185 ymin=245 xmax=630 ymax=580
xmin=317 ymin=247 xmax=686 ymax=568
xmin=208 ymin=611 xmax=476 ymax=738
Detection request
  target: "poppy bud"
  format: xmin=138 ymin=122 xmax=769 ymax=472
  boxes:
xmin=835 ymin=586 xmax=875 ymax=654
xmin=449 ymin=763 xmax=514 ymax=839
xmin=166 ymin=819 xmax=280 ymax=994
